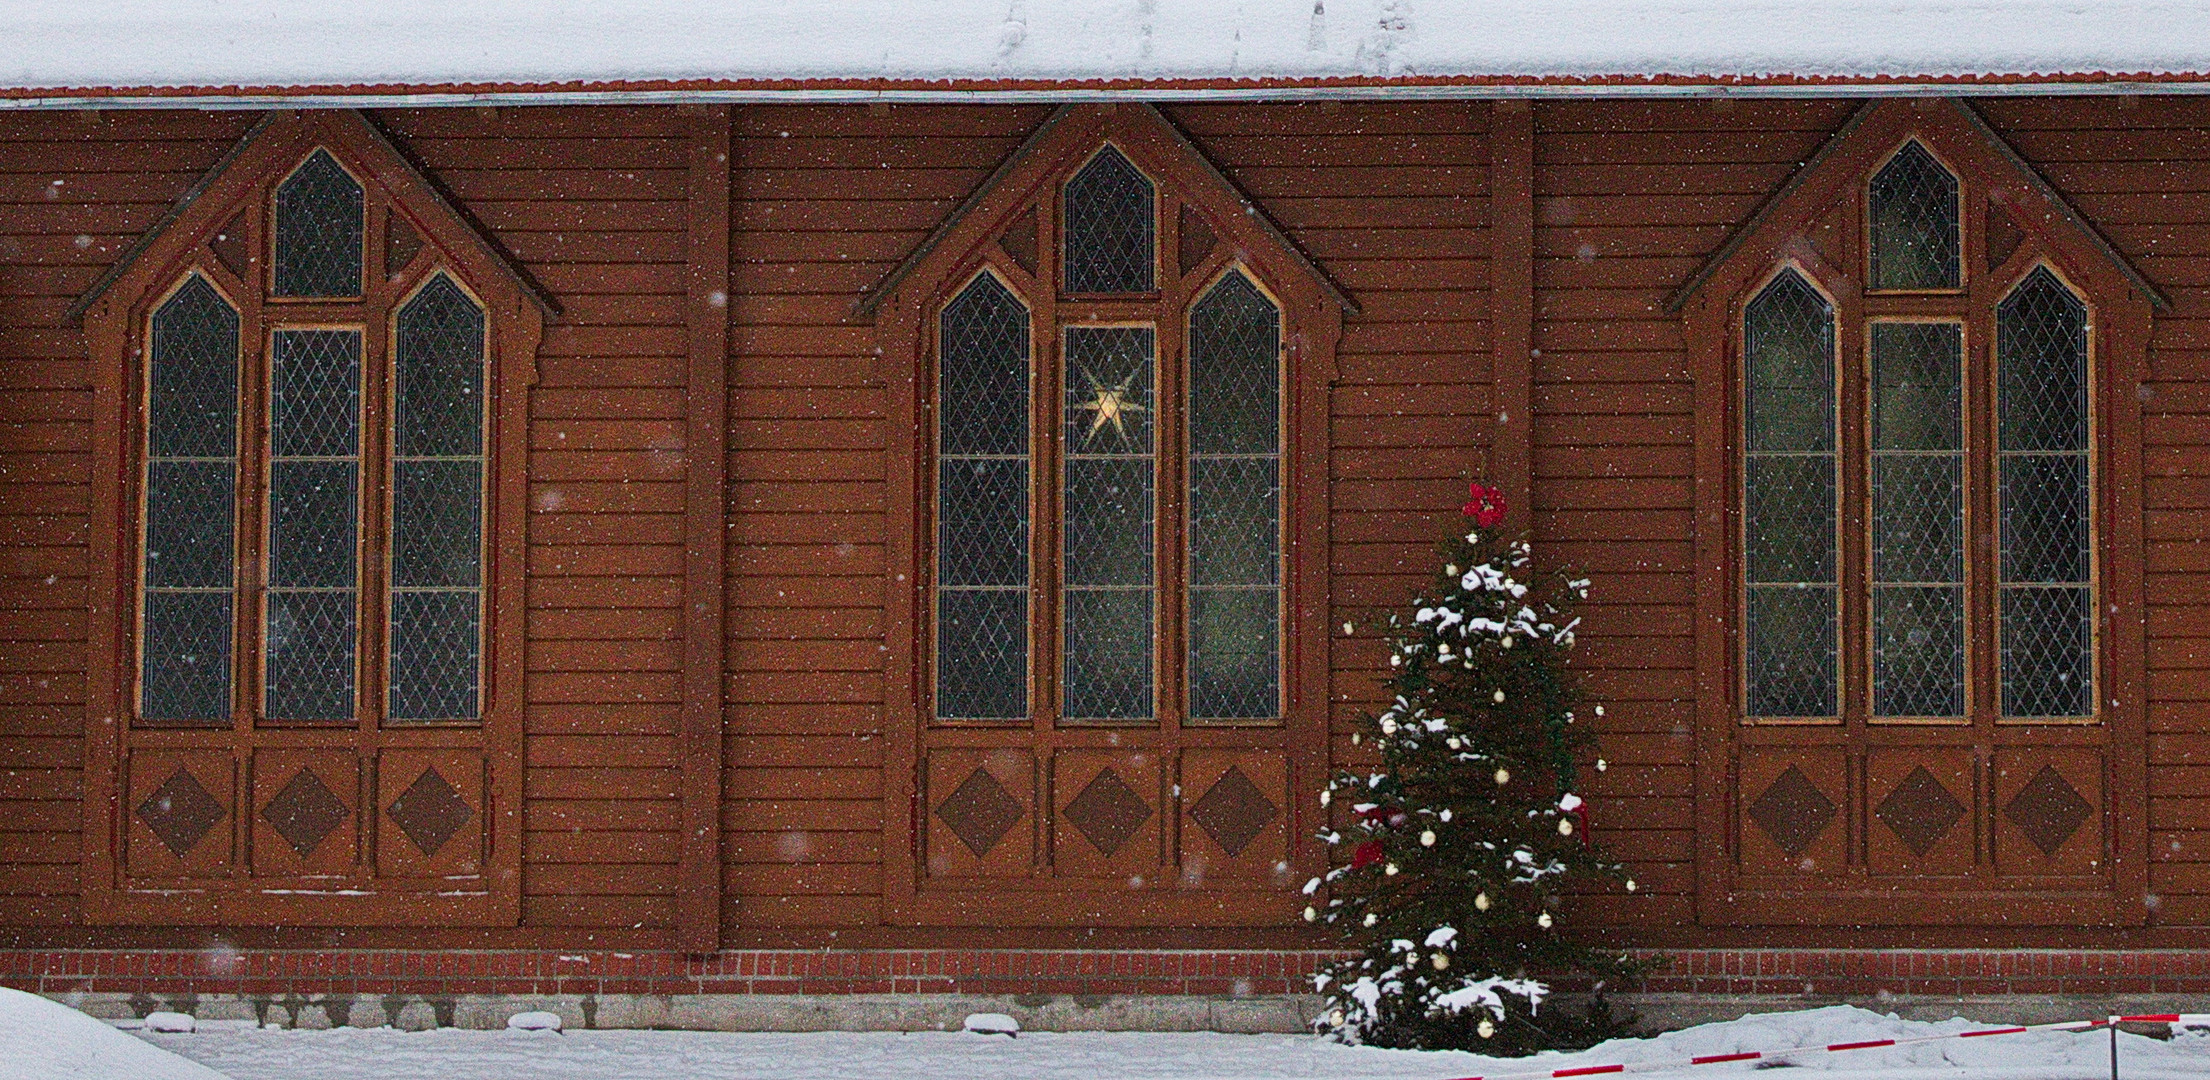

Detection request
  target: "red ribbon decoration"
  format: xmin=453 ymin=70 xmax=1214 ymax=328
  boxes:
xmin=1351 ymin=839 xmax=1385 ymax=870
xmin=1462 ymin=482 xmax=1508 ymax=528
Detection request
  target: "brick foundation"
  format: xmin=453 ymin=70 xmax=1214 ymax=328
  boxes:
xmin=7 ymin=947 xmax=2210 ymax=1001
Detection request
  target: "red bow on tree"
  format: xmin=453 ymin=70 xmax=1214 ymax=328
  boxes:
xmin=1351 ymin=839 xmax=1386 ymax=870
xmin=1462 ymin=482 xmax=1507 ymax=528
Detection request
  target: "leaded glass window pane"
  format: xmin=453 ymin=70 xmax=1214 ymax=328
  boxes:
xmin=1742 ymin=271 xmax=1837 ymax=717
xmin=1870 ymin=322 xmax=1965 ymax=719
xmin=1869 ymin=141 xmax=1961 ymax=291
xmin=1187 ymin=271 xmax=1281 ymax=721
xmin=264 ymin=329 xmax=360 ymax=722
xmin=272 ymin=149 xmax=364 ymax=299
xmin=390 ymin=275 xmax=486 ymax=722
xmin=1062 ymin=147 xmax=1155 ymax=294
xmin=1063 ymin=326 xmax=1155 ymax=722
xmin=935 ymin=275 xmax=1030 ymax=721
xmin=1998 ymin=268 xmax=2093 ymax=718
xmin=141 ymin=276 xmax=239 ymax=724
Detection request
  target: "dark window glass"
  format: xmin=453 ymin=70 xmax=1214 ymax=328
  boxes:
xmin=272 ymin=149 xmax=364 ymax=299
xmin=390 ymin=275 xmax=486 ymax=722
xmin=1187 ymin=271 xmax=1281 ymax=721
xmin=1062 ymin=147 xmax=1155 ymax=294
xmin=1869 ymin=141 xmax=1961 ymax=291
xmin=1062 ymin=326 xmax=1155 ymax=721
xmin=935 ymin=275 xmax=1030 ymax=720
xmin=1742 ymin=271 xmax=1837 ymax=717
xmin=264 ymin=329 xmax=360 ymax=722
xmin=141 ymin=276 xmax=239 ymax=724
xmin=1869 ymin=322 xmax=1965 ymax=719
xmin=1998 ymin=268 xmax=2093 ymax=718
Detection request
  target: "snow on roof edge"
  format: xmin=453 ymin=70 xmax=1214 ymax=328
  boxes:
xmin=11 ymin=71 xmax=2210 ymax=110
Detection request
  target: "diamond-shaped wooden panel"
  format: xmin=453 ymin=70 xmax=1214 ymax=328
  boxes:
xmin=251 ymin=750 xmax=358 ymax=876
xmin=1179 ymin=751 xmax=1287 ymax=880
xmin=1995 ymin=750 xmax=2103 ymax=877
xmin=1052 ymin=750 xmax=1160 ymax=878
xmin=1737 ymin=750 xmax=1846 ymax=876
xmin=926 ymin=749 xmax=1035 ymax=878
xmin=376 ymin=750 xmax=483 ymax=878
xmin=1867 ymin=750 xmax=1974 ymax=875
xmin=126 ymin=750 xmax=234 ymax=876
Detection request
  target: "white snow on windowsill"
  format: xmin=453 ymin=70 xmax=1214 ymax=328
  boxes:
xmin=2 ymin=1 xmax=2210 ymax=94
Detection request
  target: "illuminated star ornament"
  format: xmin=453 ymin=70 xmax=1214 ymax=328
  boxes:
xmin=1073 ymin=367 xmax=1148 ymax=447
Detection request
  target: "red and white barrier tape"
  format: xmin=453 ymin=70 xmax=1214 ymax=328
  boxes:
xmin=1438 ymin=1013 xmax=2210 ymax=1080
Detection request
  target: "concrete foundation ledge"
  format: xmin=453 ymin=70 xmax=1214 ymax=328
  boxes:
xmin=56 ymin=990 xmax=1327 ymax=1033
xmin=51 ymin=988 xmax=2196 ymax=1035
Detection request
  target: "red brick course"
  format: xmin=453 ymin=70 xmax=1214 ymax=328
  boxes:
xmin=5 ymin=948 xmax=2208 ymax=1000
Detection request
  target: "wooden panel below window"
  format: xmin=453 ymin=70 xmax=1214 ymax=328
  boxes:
xmin=1865 ymin=749 xmax=1976 ymax=877
xmin=924 ymin=748 xmax=1035 ymax=878
xmin=1994 ymin=748 xmax=2104 ymax=878
xmin=1051 ymin=749 xmax=1162 ymax=879
xmin=1177 ymin=750 xmax=1289 ymax=882
xmin=249 ymin=749 xmax=361 ymax=877
xmin=1737 ymin=748 xmax=1847 ymax=877
xmin=375 ymin=749 xmax=485 ymax=879
xmin=125 ymin=749 xmax=236 ymax=878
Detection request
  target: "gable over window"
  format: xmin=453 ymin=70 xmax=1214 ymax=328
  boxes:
xmin=74 ymin=110 xmax=547 ymax=926
xmin=862 ymin=105 xmax=1350 ymax=924
xmin=1677 ymin=98 xmax=2161 ymax=923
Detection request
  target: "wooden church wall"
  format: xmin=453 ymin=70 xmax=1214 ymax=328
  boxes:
xmin=3 ymin=96 xmax=2210 ymax=949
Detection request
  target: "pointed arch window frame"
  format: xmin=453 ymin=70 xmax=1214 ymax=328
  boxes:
xmin=1676 ymin=98 xmax=2159 ymax=927
xmin=863 ymin=105 xmax=1351 ymax=926
xmin=74 ymin=111 xmax=548 ymax=927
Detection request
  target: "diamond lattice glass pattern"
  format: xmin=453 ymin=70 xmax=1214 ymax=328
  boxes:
xmin=142 ymin=276 xmax=239 ymax=724
xmin=1745 ymin=271 xmax=1835 ymax=453
xmin=1747 ymin=586 xmax=1837 ymax=717
xmin=1870 ymin=322 xmax=1964 ymax=719
xmin=2003 ymin=586 xmax=2092 ymax=718
xmin=1743 ymin=271 xmax=1837 ymax=717
xmin=2000 ymin=268 xmax=2089 ymax=453
xmin=1062 ymin=147 xmax=1155 ymax=294
xmin=391 ymin=276 xmax=486 ymax=723
xmin=389 ymin=591 xmax=480 ymax=721
xmin=148 ymin=276 xmax=239 ymax=459
xmin=395 ymin=276 xmax=486 ymax=459
xmin=1998 ymin=269 xmax=2093 ymax=718
xmin=1188 ymin=271 xmax=1281 ymax=721
xmin=265 ymin=330 xmax=360 ymax=723
xmin=273 ymin=149 xmax=364 ymax=298
xmin=1873 ymin=586 xmax=1965 ymax=718
xmin=936 ymin=275 xmax=1030 ymax=720
xmin=1064 ymin=327 xmax=1155 ymax=722
xmin=1869 ymin=141 xmax=1961 ymax=291
xmin=141 ymin=592 xmax=233 ymax=723
xmin=265 ymin=589 xmax=357 ymax=721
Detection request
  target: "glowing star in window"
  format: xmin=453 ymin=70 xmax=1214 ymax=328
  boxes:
xmin=1073 ymin=367 xmax=1148 ymax=447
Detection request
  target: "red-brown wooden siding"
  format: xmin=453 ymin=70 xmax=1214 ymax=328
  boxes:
xmin=4 ymin=98 xmax=2210 ymax=953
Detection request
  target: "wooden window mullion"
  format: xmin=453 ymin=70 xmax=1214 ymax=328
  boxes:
xmin=361 ymin=251 xmax=393 ymax=731
xmin=235 ymin=302 xmax=270 ymax=733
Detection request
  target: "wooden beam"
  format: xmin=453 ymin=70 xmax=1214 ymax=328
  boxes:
xmin=1489 ymin=102 xmax=1536 ymax=529
xmin=677 ymin=104 xmax=732 ymax=954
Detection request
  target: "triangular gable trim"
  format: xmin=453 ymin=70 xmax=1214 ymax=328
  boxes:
xmin=1667 ymin=98 xmax=2165 ymax=313
xmin=69 ymin=109 xmax=557 ymax=324
xmin=855 ymin=104 xmax=1355 ymax=319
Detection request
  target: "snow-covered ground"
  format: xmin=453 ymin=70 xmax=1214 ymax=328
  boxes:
xmin=81 ymin=1001 xmax=2210 ymax=1080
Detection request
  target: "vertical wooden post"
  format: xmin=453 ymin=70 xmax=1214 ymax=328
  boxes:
xmin=677 ymin=104 xmax=732 ymax=954
xmin=1489 ymin=102 xmax=1537 ymax=527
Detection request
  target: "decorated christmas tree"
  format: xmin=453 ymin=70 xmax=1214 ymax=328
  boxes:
xmin=1306 ymin=481 xmax=1639 ymax=1054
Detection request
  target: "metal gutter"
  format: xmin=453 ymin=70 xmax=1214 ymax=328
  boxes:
xmin=8 ymin=80 xmax=2210 ymax=110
